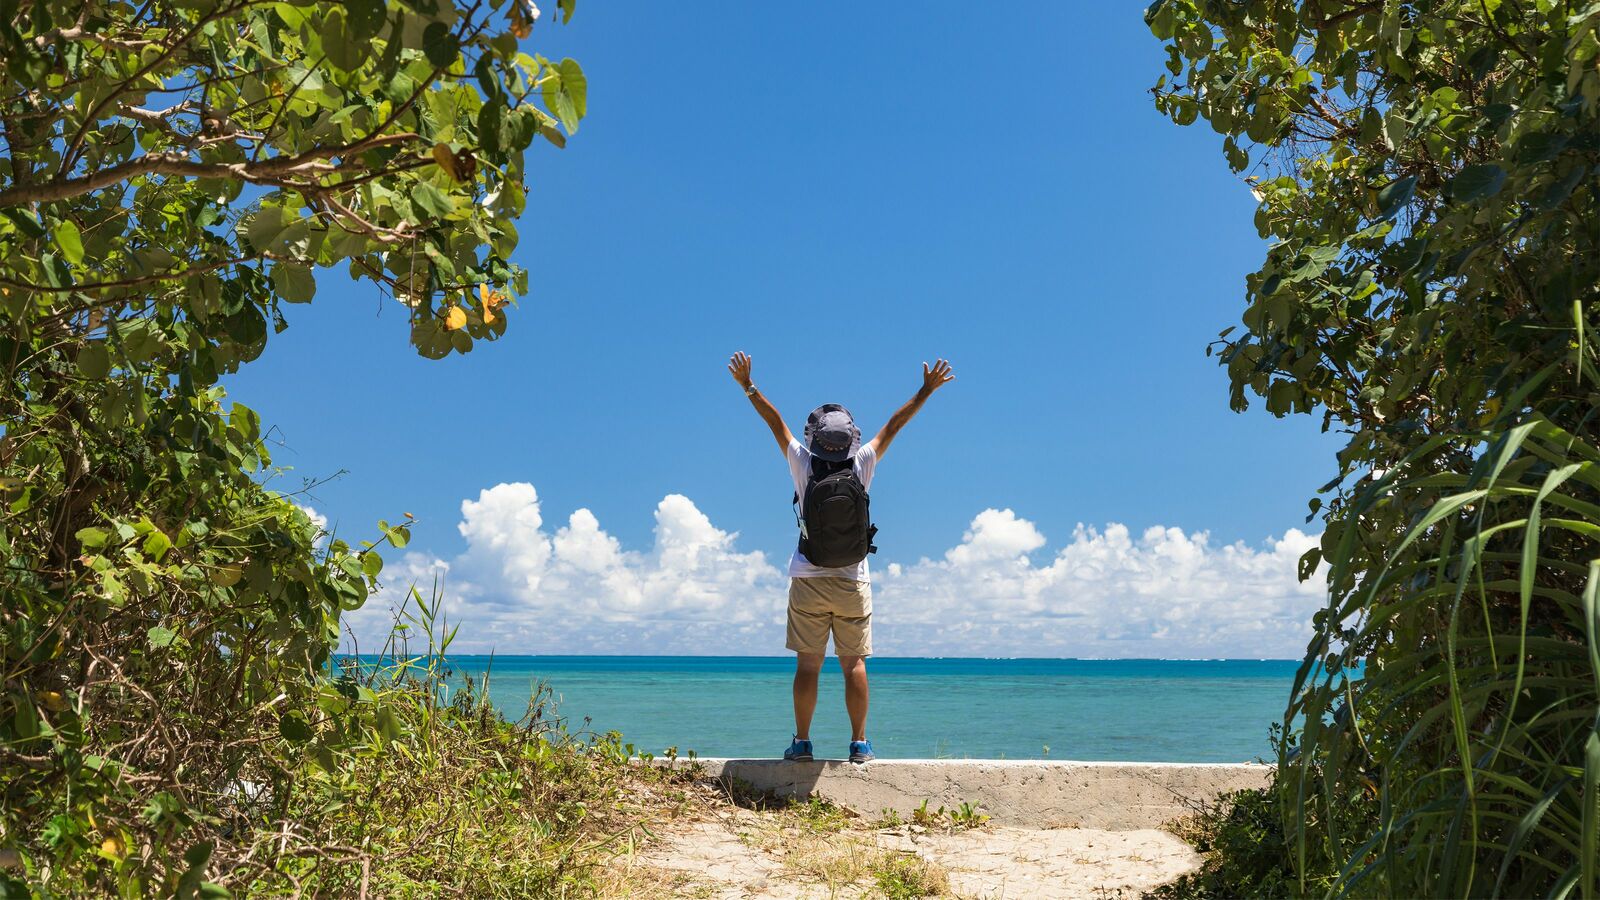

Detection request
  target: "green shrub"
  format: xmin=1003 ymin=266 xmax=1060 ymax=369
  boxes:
xmin=1151 ymin=787 xmax=1300 ymax=900
xmin=1150 ymin=0 xmax=1600 ymax=894
xmin=1 ymin=0 xmax=587 ymax=894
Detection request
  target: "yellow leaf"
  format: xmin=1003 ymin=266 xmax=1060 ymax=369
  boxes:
xmin=100 ymin=836 xmax=126 ymax=860
xmin=478 ymin=283 xmax=507 ymax=308
xmin=432 ymin=143 xmax=460 ymax=180
xmin=478 ymin=284 xmax=509 ymax=323
xmin=443 ymin=306 xmax=467 ymax=331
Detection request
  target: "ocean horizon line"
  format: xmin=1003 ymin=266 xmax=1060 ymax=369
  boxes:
xmin=339 ymin=653 xmax=1302 ymax=662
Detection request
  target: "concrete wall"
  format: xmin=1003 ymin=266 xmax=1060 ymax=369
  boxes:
xmin=661 ymin=758 xmax=1273 ymax=830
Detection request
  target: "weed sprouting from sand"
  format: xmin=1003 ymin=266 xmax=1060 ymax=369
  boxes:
xmin=790 ymin=796 xmax=853 ymax=833
xmin=873 ymin=853 xmax=950 ymax=899
xmin=908 ymin=799 xmax=990 ymax=831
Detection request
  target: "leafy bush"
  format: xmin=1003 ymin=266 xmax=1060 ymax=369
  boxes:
xmin=3 ymin=581 xmax=659 ymax=897
xmin=1 ymin=0 xmax=587 ymax=894
xmin=1149 ymin=788 xmax=1296 ymax=900
xmin=1150 ymin=0 xmax=1600 ymax=895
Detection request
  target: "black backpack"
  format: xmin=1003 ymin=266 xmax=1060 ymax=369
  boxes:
xmin=794 ymin=458 xmax=878 ymax=568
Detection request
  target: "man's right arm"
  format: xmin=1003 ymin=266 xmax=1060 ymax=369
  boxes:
xmin=728 ymin=350 xmax=795 ymax=455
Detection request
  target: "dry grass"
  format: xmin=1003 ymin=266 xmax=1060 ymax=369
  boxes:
xmin=732 ymin=793 xmax=952 ymax=895
xmin=601 ymin=779 xmax=956 ymax=898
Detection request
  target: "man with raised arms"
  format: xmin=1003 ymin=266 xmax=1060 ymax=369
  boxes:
xmin=727 ymin=351 xmax=955 ymax=763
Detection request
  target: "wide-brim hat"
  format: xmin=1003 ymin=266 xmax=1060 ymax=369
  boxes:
xmin=804 ymin=403 xmax=860 ymax=462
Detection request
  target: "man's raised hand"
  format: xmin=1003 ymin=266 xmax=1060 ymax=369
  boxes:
xmin=920 ymin=359 xmax=955 ymax=396
xmin=731 ymin=351 xmax=794 ymax=451
xmin=728 ymin=351 xmax=753 ymax=389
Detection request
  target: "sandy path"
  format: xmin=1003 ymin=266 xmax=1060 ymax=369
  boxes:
xmin=623 ymin=800 xmax=1200 ymax=899
xmin=877 ymin=825 xmax=1199 ymax=899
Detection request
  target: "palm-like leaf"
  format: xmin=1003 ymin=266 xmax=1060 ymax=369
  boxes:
xmin=1289 ymin=418 xmax=1600 ymax=898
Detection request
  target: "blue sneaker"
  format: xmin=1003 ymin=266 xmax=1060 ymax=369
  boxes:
xmin=849 ymin=740 xmax=875 ymax=764
xmin=783 ymin=737 xmax=814 ymax=761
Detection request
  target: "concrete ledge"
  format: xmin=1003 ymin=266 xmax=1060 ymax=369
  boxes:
xmin=660 ymin=758 xmax=1273 ymax=830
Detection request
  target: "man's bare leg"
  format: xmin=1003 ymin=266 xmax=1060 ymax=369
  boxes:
xmin=793 ymin=652 xmax=824 ymax=740
xmin=838 ymin=655 xmax=869 ymax=742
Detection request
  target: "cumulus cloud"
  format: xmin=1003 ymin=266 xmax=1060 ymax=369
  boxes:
xmin=341 ymin=483 xmax=1326 ymax=658
xmin=873 ymin=520 xmax=1323 ymax=658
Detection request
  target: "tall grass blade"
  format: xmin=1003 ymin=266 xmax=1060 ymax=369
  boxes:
xmin=1582 ymin=732 xmax=1599 ymax=900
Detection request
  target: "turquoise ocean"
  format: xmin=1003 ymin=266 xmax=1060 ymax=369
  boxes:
xmin=437 ymin=656 xmax=1295 ymax=763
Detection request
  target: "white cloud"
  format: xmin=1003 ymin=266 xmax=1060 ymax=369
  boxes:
xmin=874 ymin=520 xmax=1324 ymax=658
xmin=342 ymin=483 xmax=1326 ymax=658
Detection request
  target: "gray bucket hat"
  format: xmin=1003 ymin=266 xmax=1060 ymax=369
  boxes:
xmin=804 ymin=404 xmax=861 ymax=462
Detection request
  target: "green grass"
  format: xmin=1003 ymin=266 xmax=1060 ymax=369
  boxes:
xmin=873 ymin=853 xmax=947 ymax=899
xmin=231 ymin=655 xmax=679 ymax=897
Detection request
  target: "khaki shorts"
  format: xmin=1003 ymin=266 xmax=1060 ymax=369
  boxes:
xmin=786 ymin=577 xmax=872 ymax=657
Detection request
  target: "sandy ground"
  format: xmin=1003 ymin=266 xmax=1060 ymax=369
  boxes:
xmin=609 ymin=781 xmax=1201 ymax=899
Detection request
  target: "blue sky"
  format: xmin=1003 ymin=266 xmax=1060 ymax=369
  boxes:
xmin=229 ymin=2 xmax=1338 ymax=656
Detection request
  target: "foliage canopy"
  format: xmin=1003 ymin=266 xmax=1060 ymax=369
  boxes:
xmin=1151 ymin=0 xmax=1600 ymax=895
xmin=0 ymin=0 xmax=584 ymax=893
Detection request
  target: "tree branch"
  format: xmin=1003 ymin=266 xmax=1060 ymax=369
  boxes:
xmin=0 ymin=253 xmax=266 ymax=296
xmin=0 ymin=132 xmax=420 ymax=207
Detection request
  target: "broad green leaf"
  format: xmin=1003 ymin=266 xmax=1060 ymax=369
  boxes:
xmin=375 ymin=705 xmax=402 ymax=744
xmin=76 ymin=342 xmax=110 ymax=379
xmin=320 ymin=8 xmax=367 ymax=71
xmin=411 ymin=181 xmax=455 ymax=218
xmin=53 ymin=220 xmax=84 ymax=265
xmin=1376 ymin=174 xmax=1417 ymax=220
xmin=0 ymin=208 xmax=45 ymax=238
xmin=423 ymin=22 xmax=459 ymax=68
xmin=1452 ymin=163 xmax=1506 ymax=202
xmin=278 ymin=714 xmax=313 ymax=743
xmin=147 ymin=625 xmax=177 ymax=649
xmin=542 ymin=59 xmax=586 ymax=133
xmin=557 ymin=58 xmax=587 ymax=118
xmin=246 ymin=207 xmax=292 ymax=251
xmin=75 ymin=527 xmax=110 ymax=548
xmin=346 ymin=0 xmax=385 ymax=41
xmin=143 ymin=529 xmax=172 ymax=561
xmin=272 ymin=262 xmax=316 ymax=303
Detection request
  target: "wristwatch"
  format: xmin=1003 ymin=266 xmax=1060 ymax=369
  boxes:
xmin=745 ymin=383 xmax=758 ymax=396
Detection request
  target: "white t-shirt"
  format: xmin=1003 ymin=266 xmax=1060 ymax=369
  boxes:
xmin=786 ymin=438 xmax=878 ymax=582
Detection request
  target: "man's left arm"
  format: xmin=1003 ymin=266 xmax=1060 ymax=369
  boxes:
xmin=867 ymin=359 xmax=954 ymax=460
